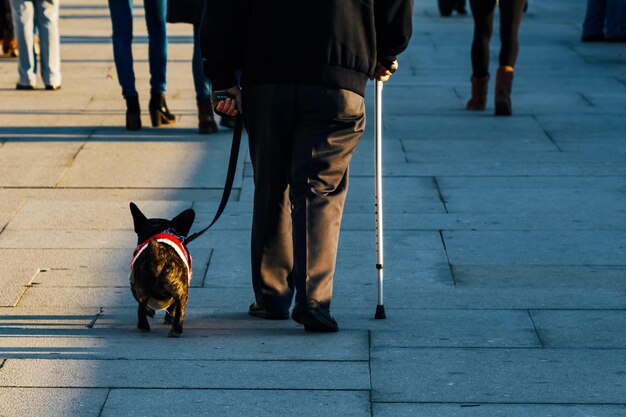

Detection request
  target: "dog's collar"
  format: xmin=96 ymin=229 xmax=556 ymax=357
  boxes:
xmin=130 ymin=230 xmax=192 ymax=283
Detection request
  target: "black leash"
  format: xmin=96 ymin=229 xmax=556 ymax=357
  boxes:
xmin=185 ymin=115 xmax=243 ymax=244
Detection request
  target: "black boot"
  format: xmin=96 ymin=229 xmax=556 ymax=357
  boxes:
xmin=125 ymin=96 xmax=141 ymax=131
xmin=197 ymin=101 xmax=218 ymax=134
xmin=149 ymin=92 xmax=176 ymax=127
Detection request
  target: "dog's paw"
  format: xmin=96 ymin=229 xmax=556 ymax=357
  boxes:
xmin=137 ymin=322 xmax=151 ymax=332
xmin=168 ymin=328 xmax=183 ymax=338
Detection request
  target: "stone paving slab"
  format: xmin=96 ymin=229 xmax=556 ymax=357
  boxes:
xmin=4 ymin=200 xmax=195 ymax=230
xmin=453 ymin=265 xmax=626 ymax=289
xmin=27 ymin=262 xmax=211 ymax=288
xmin=350 ymin=160 xmax=626 ymax=177
xmin=344 ymin=176 xmax=445 ymax=214
xmin=0 ymin=358 xmax=370 ymax=389
xmin=0 ymin=307 xmax=100 ymax=330
xmin=0 ymin=388 xmax=108 ymax=417
xmin=0 ymin=229 xmax=214 ymax=249
xmin=531 ymin=310 xmax=626 ymax=349
xmin=55 ymin=139 xmax=246 ymax=189
xmin=443 ymin=230 xmax=626 ymax=265
xmin=373 ymin=403 xmax=626 ymax=417
xmin=370 ymin=348 xmax=626 ymax=403
xmin=370 ymin=309 xmax=540 ymax=348
xmin=342 ymin=212 xmax=626 ymax=232
xmin=0 ymin=187 xmax=226 ymax=202
xmin=333 ymin=288 xmax=626 ymax=310
xmin=0 ymin=329 xmax=368 ymax=360
xmin=102 ymin=389 xmax=370 ymax=417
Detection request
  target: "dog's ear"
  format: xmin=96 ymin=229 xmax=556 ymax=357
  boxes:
xmin=129 ymin=202 xmax=148 ymax=233
xmin=171 ymin=208 xmax=195 ymax=237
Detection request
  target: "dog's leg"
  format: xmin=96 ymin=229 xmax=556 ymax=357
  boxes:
xmin=137 ymin=304 xmax=151 ymax=331
xmin=168 ymin=293 xmax=188 ymax=338
xmin=164 ymin=304 xmax=175 ymax=324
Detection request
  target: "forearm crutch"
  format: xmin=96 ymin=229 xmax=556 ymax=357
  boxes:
xmin=374 ymin=78 xmax=386 ymax=320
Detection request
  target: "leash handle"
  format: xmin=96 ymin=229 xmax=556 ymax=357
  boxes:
xmin=185 ymin=115 xmax=243 ymax=244
xmin=211 ymin=91 xmax=239 ymax=119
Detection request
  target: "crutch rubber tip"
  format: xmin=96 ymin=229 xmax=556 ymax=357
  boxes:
xmin=375 ymin=304 xmax=386 ymax=320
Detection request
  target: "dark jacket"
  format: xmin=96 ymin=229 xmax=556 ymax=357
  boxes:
xmin=166 ymin=0 xmax=204 ymax=25
xmin=200 ymin=0 xmax=413 ymax=96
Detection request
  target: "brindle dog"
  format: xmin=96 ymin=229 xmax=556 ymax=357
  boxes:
xmin=129 ymin=202 xmax=195 ymax=337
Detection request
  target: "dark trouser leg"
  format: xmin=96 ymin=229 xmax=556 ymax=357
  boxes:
xmin=244 ymin=85 xmax=297 ymax=313
xmin=469 ymin=0 xmax=496 ymax=77
xmin=290 ymin=85 xmax=365 ymax=308
xmin=143 ymin=0 xmax=167 ymax=94
xmin=244 ymin=84 xmax=365 ymax=311
xmin=498 ymin=0 xmax=526 ymax=68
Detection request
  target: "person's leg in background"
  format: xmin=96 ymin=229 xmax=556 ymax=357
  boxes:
xmin=1 ymin=0 xmax=18 ymax=56
xmin=192 ymin=22 xmax=217 ymax=134
xmin=605 ymin=0 xmax=626 ymax=41
xmin=10 ymin=0 xmax=36 ymax=88
xmin=108 ymin=0 xmax=141 ymax=129
xmin=35 ymin=0 xmax=61 ymax=89
xmin=108 ymin=0 xmax=136 ymax=97
xmin=466 ymin=0 xmax=496 ymax=110
xmin=494 ymin=0 xmax=525 ymax=116
xmin=582 ymin=0 xmax=608 ymax=41
xmin=144 ymin=0 xmax=175 ymax=126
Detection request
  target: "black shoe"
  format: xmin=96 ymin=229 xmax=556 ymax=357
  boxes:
xmin=248 ymin=303 xmax=289 ymax=320
xmin=149 ymin=93 xmax=176 ymax=127
xmin=45 ymin=84 xmax=61 ymax=91
xmin=581 ymin=33 xmax=605 ymax=42
xmin=219 ymin=116 xmax=237 ymax=129
xmin=606 ymin=35 xmax=626 ymax=43
xmin=15 ymin=84 xmax=34 ymax=90
xmin=125 ymin=96 xmax=142 ymax=131
xmin=291 ymin=300 xmax=339 ymax=333
xmin=454 ymin=0 xmax=467 ymax=15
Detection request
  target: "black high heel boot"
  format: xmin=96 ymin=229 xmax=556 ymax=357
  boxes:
xmin=149 ymin=93 xmax=176 ymax=127
xmin=125 ymin=96 xmax=141 ymax=131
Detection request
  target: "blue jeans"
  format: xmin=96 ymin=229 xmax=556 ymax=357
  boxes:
xmin=583 ymin=0 xmax=626 ymax=38
xmin=193 ymin=22 xmax=211 ymax=103
xmin=10 ymin=0 xmax=61 ymax=87
xmin=108 ymin=0 xmax=167 ymax=98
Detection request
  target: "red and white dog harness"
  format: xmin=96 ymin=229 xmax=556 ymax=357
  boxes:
xmin=129 ymin=231 xmax=192 ymax=283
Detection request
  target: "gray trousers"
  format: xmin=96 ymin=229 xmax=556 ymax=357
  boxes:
xmin=243 ymin=84 xmax=365 ymax=312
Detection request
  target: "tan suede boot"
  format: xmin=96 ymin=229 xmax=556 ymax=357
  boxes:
xmin=495 ymin=66 xmax=514 ymax=116
xmin=466 ymin=75 xmax=489 ymax=111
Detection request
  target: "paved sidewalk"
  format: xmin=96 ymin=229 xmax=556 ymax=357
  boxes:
xmin=1 ymin=1 xmax=626 ymax=416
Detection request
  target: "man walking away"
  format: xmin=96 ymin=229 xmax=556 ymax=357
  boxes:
xmin=201 ymin=0 xmax=413 ymax=332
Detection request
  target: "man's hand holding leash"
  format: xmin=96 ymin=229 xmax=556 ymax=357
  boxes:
xmin=212 ymin=86 xmax=243 ymax=118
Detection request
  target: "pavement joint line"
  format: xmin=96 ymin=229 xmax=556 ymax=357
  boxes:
xmin=86 ymin=307 xmax=104 ymax=329
xmin=437 ymin=230 xmax=456 ymax=287
xmin=11 ymin=269 xmax=44 ymax=307
xmin=0 ymin=386 xmax=372 ymax=392
xmin=531 ymin=114 xmax=563 ymax=153
xmin=0 ymin=359 xmax=5 ymax=370
xmin=367 ymin=330 xmax=374 ymax=417
xmin=578 ymin=92 xmax=594 ymax=107
xmin=399 ymin=139 xmax=409 ymax=163
xmin=432 ymin=176 xmax=448 ymax=213
xmin=199 ymin=248 xmax=213 ymax=288
xmin=527 ymin=309 xmax=545 ymax=348
xmin=373 ymin=400 xmax=626 ymax=406
xmin=97 ymin=388 xmax=111 ymax=417
xmin=0 ymin=358 xmax=371 ymax=363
